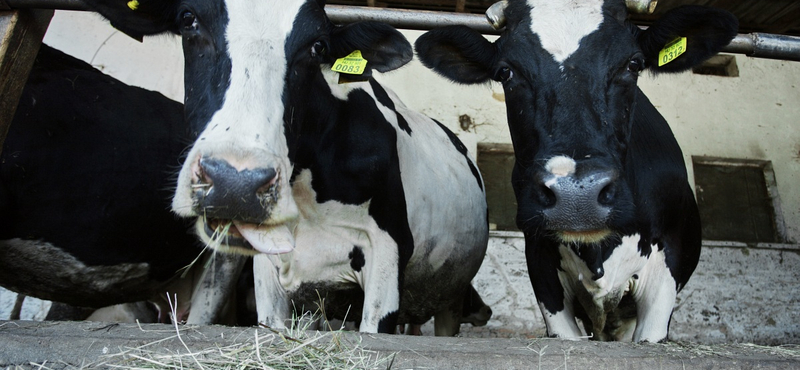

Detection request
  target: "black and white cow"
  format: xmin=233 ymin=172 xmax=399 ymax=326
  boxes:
xmin=80 ymin=0 xmax=489 ymax=335
xmin=416 ymin=0 xmax=737 ymax=341
xmin=0 ymin=44 xmax=205 ymax=321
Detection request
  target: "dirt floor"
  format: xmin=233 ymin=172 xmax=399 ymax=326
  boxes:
xmin=0 ymin=320 xmax=798 ymax=369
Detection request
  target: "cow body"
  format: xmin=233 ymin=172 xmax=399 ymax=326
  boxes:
xmin=0 ymin=45 xmax=201 ymax=313
xmin=416 ymin=0 xmax=737 ymax=341
xmin=81 ymin=0 xmax=488 ymax=335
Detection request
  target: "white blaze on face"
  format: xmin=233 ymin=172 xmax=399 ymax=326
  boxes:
xmin=172 ymin=0 xmax=306 ymax=223
xmin=544 ymin=155 xmax=576 ymax=188
xmin=527 ymin=0 xmax=604 ymax=64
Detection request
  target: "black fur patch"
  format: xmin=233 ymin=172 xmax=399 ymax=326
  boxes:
xmin=1 ymin=45 xmax=201 ymax=306
xmin=378 ymin=310 xmax=399 ymax=333
xmin=369 ymin=79 xmax=412 ymax=135
xmin=348 ymin=246 xmax=366 ymax=272
xmin=432 ymin=119 xmax=483 ymax=191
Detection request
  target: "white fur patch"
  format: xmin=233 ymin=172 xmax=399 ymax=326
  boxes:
xmin=278 ymin=169 xmax=402 ymax=332
xmin=545 ymin=155 xmax=577 ymax=177
xmin=172 ymin=0 xmax=305 ymax=223
xmin=552 ymin=233 xmax=678 ymax=341
xmin=527 ymin=0 xmax=604 ymax=64
xmin=559 ymin=234 xmax=648 ymax=299
xmin=252 ymin=83 xmax=489 ymax=333
xmin=544 ymin=155 xmax=576 ymax=188
xmin=322 ymin=68 xmax=363 ymax=101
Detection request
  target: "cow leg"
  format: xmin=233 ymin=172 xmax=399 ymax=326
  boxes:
xmin=45 ymin=302 xmax=94 ymax=321
xmin=9 ymin=294 xmax=25 ymax=320
xmin=185 ymin=252 xmax=247 ymax=325
xmin=528 ymin=240 xmax=583 ymax=339
xmin=403 ymin=324 xmax=422 ymax=335
xmin=359 ymin=238 xmax=402 ymax=333
xmin=434 ymin=307 xmax=461 ymax=336
xmin=537 ymin=300 xmax=583 ymax=339
xmin=612 ymin=317 xmax=637 ymax=341
xmin=86 ymin=302 xmax=158 ymax=323
xmin=253 ymin=253 xmax=290 ymax=329
xmin=460 ymin=283 xmax=492 ymax=327
xmin=632 ymin=254 xmax=677 ymax=342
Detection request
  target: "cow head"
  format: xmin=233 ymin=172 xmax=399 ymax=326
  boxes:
xmin=83 ymin=0 xmax=412 ymax=254
xmin=416 ymin=0 xmax=736 ymax=245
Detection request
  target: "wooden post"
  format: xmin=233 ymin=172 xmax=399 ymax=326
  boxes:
xmin=456 ymin=0 xmax=466 ymax=13
xmin=0 ymin=8 xmax=53 ymax=150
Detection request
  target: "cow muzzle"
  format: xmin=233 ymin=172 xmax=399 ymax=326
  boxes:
xmin=189 ymin=156 xmax=298 ymax=255
xmin=536 ymin=166 xmax=619 ymax=244
xmin=199 ymin=218 xmax=295 ymax=255
xmin=193 ymin=157 xmax=278 ymax=223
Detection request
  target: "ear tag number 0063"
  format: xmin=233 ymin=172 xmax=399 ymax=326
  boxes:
xmin=658 ymin=37 xmax=687 ymax=67
xmin=332 ymin=50 xmax=368 ymax=75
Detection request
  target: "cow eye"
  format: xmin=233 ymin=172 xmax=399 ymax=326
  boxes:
xmin=311 ymin=40 xmax=327 ymax=58
xmin=627 ymin=57 xmax=645 ymax=74
xmin=495 ymin=66 xmax=514 ymax=82
xmin=180 ymin=11 xmax=198 ymax=31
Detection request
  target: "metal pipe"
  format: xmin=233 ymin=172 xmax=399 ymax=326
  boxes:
xmin=724 ymin=33 xmax=800 ymax=62
xmin=6 ymin=0 xmax=800 ymax=62
xmin=625 ymin=0 xmax=657 ymax=15
xmin=485 ymin=1 xmax=507 ymax=30
xmin=326 ymin=5 xmax=499 ymax=34
xmin=6 ymin=0 xmax=87 ymax=10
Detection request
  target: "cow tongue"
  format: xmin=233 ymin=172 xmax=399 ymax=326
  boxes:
xmin=233 ymin=221 xmax=294 ymax=254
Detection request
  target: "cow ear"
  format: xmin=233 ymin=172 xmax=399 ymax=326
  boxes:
xmin=638 ymin=5 xmax=738 ymax=73
xmin=82 ymin=0 xmax=181 ymax=41
xmin=329 ymin=22 xmax=413 ymax=73
xmin=415 ymin=26 xmax=496 ymax=84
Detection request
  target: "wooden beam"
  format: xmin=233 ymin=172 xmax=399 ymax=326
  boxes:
xmin=478 ymin=142 xmax=515 ymax=154
xmin=764 ymin=6 xmax=800 ymax=35
xmin=0 ymin=9 xmax=52 ymax=150
xmin=455 ymin=0 xmax=465 ymax=13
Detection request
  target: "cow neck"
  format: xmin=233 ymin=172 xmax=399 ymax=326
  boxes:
xmin=283 ymin=67 xmax=349 ymax=171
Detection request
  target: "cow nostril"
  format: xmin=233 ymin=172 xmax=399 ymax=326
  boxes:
xmin=598 ymin=182 xmax=616 ymax=206
xmin=198 ymin=157 xmax=278 ymax=197
xmin=537 ymin=183 xmax=557 ymax=208
xmin=255 ymin=168 xmax=278 ymax=194
xmin=196 ymin=162 xmax=213 ymax=186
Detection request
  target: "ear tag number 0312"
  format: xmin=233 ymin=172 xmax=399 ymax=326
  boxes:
xmin=658 ymin=37 xmax=687 ymax=67
xmin=332 ymin=50 xmax=368 ymax=75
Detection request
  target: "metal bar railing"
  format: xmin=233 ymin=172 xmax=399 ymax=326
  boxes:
xmin=5 ymin=0 xmax=800 ymax=62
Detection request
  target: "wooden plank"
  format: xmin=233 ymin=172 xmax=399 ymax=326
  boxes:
xmin=0 ymin=9 xmax=53 ymax=151
xmin=477 ymin=142 xmax=514 ymax=154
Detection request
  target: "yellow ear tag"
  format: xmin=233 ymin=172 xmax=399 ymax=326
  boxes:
xmin=127 ymin=0 xmax=139 ymax=10
xmin=331 ymin=50 xmax=368 ymax=75
xmin=658 ymin=37 xmax=687 ymax=67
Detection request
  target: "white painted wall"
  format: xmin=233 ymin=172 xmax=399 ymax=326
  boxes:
xmin=41 ymin=12 xmax=800 ymax=242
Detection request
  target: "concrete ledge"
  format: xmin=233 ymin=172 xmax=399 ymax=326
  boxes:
xmin=1 ymin=321 xmax=798 ymax=370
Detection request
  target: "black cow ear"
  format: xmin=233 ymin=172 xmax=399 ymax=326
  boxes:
xmin=638 ymin=5 xmax=738 ymax=74
xmin=415 ymin=26 xmax=496 ymax=84
xmin=82 ymin=0 xmax=181 ymax=40
xmin=329 ymin=22 xmax=413 ymax=73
